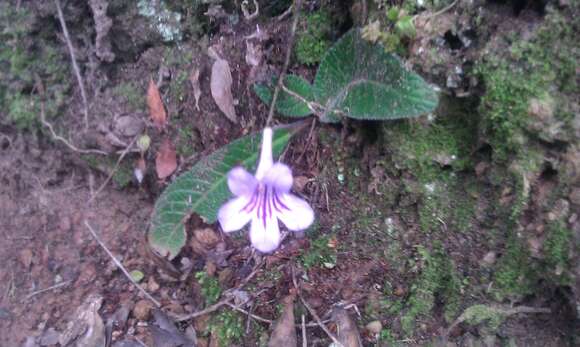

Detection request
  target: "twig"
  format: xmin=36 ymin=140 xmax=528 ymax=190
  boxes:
xmin=226 ymin=302 xmax=273 ymax=324
xmin=24 ymin=281 xmax=71 ymax=301
xmin=413 ymin=0 xmax=459 ymax=24
xmin=174 ymin=261 xmax=264 ymax=322
xmin=84 ymin=220 xmax=162 ymax=307
xmin=265 ymin=0 xmax=302 ymax=127
xmin=175 ymin=297 xmax=234 ymax=322
xmin=39 ymin=95 xmax=108 ymax=155
xmin=292 ymin=267 xmax=344 ymax=347
xmin=88 ymin=135 xmax=138 ymax=203
xmin=302 ymin=314 xmax=307 ymax=347
xmin=277 ymin=4 xmax=293 ymax=21
xmin=54 ymin=0 xmax=90 ymax=130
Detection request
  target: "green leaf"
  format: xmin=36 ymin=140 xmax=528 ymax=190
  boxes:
xmin=148 ymin=127 xmax=294 ymax=259
xmin=253 ymin=75 xmax=315 ymax=118
xmin=314 ymin=29 xmax=438 ymax=121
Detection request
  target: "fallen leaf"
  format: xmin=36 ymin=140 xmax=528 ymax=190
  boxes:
xmin=268 ymin=295 xmax=297 ymax=347
xmin=59 ymin=294 xmax=106 ymax=347
xmin=147 ymin=78 xmax=167 ymax=129
xmin=210 ymin=59 xmax=237 ymax=123
xmin=189 ymin=67 xmax=202 ymax=111
xmin=245 ymin=41 xmax=262 ymax=67
xmin=155 ymin=138 xmax=177 ymax=179
xmin=332 ymin=307 xmax=363 ymax=347
xmin=150 ymin=309 xmax=195 ymax=347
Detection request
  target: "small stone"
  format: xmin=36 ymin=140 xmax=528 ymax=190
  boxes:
xmin=39 ymin=328 xmax=60 ymax=346
xmin=19 ymin=249 xmax=34 ymax=269
xmin=394 ymin=285 xmax=406 ymax=297
xmin=482 ymin=251 xmax=497 ymax=266
xmin=194 ymin=228 xmax=220 ymax=248
xmin=133 ymin=300 xmax=153 ymax=321
xmin=570 ymin=188 xmax=580 ymax=206
xmin=366 ymin=320 xmax=382 ymax=335
xmin=147 ymin=276 xmax=160 ymax=293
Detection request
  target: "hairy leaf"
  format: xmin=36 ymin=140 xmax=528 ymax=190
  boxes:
xmin=253 ymin=29 xmax=439 ymax=122
xmin=148 ymin=127 xmax=294 ymax=259
xmin=314 ymin=28 xmax=438 ymax=121
xmin=253 ymin=75 xmax=315 ymax=118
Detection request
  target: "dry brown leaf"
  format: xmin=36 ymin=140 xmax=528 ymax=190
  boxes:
xmin=147 ymin=78 xmax=167 ymax=129
xmin=332 ymin=307 xmax=363 ymax=347
xmin=155 ymin=138 xmax=177 ymax=179
xmin=210 ymin=59 xmax=237 ymax=123
xmin=267 ymin=295 xmax=297 ymax=347
xmin=189 ymin=67 xmax=202 ymax=111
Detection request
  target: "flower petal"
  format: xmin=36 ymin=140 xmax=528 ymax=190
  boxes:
xmin=262 ymin=163 xmax=293 ymax=193
xmin=275 ymin=193 xmax=314 ymax=231
xmin=227 ymin=167 xmax=257 ymax=196
xmin=218 ymin=196 xmax=253 ymax=232
xmin=249 ymin=216 xmax=281 ymax=253
xmin=254 ymin=127 xmax=273 ymax=180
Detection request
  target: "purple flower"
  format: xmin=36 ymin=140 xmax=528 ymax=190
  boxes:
xmin=218 ymin=127 xmax=314 ymax=253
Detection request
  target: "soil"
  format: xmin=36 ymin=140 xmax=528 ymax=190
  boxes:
xmin=0 ymin=1 xmax=578 ymax=347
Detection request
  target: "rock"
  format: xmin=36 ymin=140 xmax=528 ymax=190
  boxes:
xmin=365 ymin=320 xmax=383 ymax=335
xmin=194 ymin=228 xmax=220 ymax=248
xmin=39 ymin=328 xmax=60 ymax=346
xmin=147 ymin=276 xmax=160 ymax=293
xmin=482 ymin=251 xmax=497 ymax=266
xmin=133 ymin=300 xmax=154 ymax=321
xmin=114 ymin=116 xmax=144 ymax=137
xmin=569 ymin=188 xmax=580 ymax=206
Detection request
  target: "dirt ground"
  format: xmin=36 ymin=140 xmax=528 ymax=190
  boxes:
xmin=0 ymin=1 xmax=578 ymax=346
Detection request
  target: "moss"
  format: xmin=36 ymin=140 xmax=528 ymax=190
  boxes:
xmin=543 ymin=220 xmax=572 ymax=282
xmin=300 ymin=233 xmax=337 ymax=270
xmin=208 ymin=310 xmax=244 ymax=347
xmin=402 ymin=243 xmax=462 ymax=335
xmin=493 ymin=234 xmax=536 ymax=301
xmin=295 ymin=10 xmax=332 ymax=65
xmin=82 ymin=154 xmax=135 ymax=189
xmin=476 ymin=5 xmax=579 ymax=161
xmin=0 ymin=4 xmax=69 ymax=130
xmin=112 ymin=82 xmax=144 ymax=111
xmin=460 ymin=304 xmax=506 ymax=331
xmin=195 ymin=271 xmax=222 ymax=306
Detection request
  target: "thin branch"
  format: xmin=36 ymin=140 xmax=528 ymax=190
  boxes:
xmin=265 ymin=0 xmax=302 ymax=127
xmin=226 ymin=302 xmax=273 ymax=324
xmin=175 ymin=297 xmax=234 ymax=322
xmin=292 ymin=267 xmax=344 ymax=347
xmin=54 ymin=0 xmax=90 ymax=130
xmin=84 ymin=220 xmax=162 ymax=307
xmin=301 ymin=314 xmax=307 ymax=347
xmin=174 ymin=261 xmax=263 ymax=322
xmin=88 ymin=135 xmax=138 ymax=203
xmin=40 ymin=100 xmax=108 ymax=155
xmin=24 ymin=280 xmax=71 ymax=301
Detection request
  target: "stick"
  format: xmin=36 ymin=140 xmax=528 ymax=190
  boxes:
xmin=40 ymin=101 xmax=108 ymax=155
xmin=24 ymin=281 xmax=71 ymax=301
xmin=174 ymin=261 xmax=263 ymax=322
xmin=84 ymin=220 xmax=162 ymax=307
xmin=265 ymin=0 xmax=302 ymax=127
xmin=54 ymin=0 xmax=90 ymax=130
xmin=292 ymin=267 xmax=344 ymax=347
xmin=302 ymin=314 xmax=307 ymax=347
xmin=88 ymin=135 xmax=138 ymax=203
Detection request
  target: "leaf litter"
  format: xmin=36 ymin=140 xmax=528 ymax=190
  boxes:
xmin=147 ymin=78 xmax=167 ymax=130
xmin=155 ymin=138 xmax=177 ymax=179
xmin=209 ymin=47 xmax=237 ymax=123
